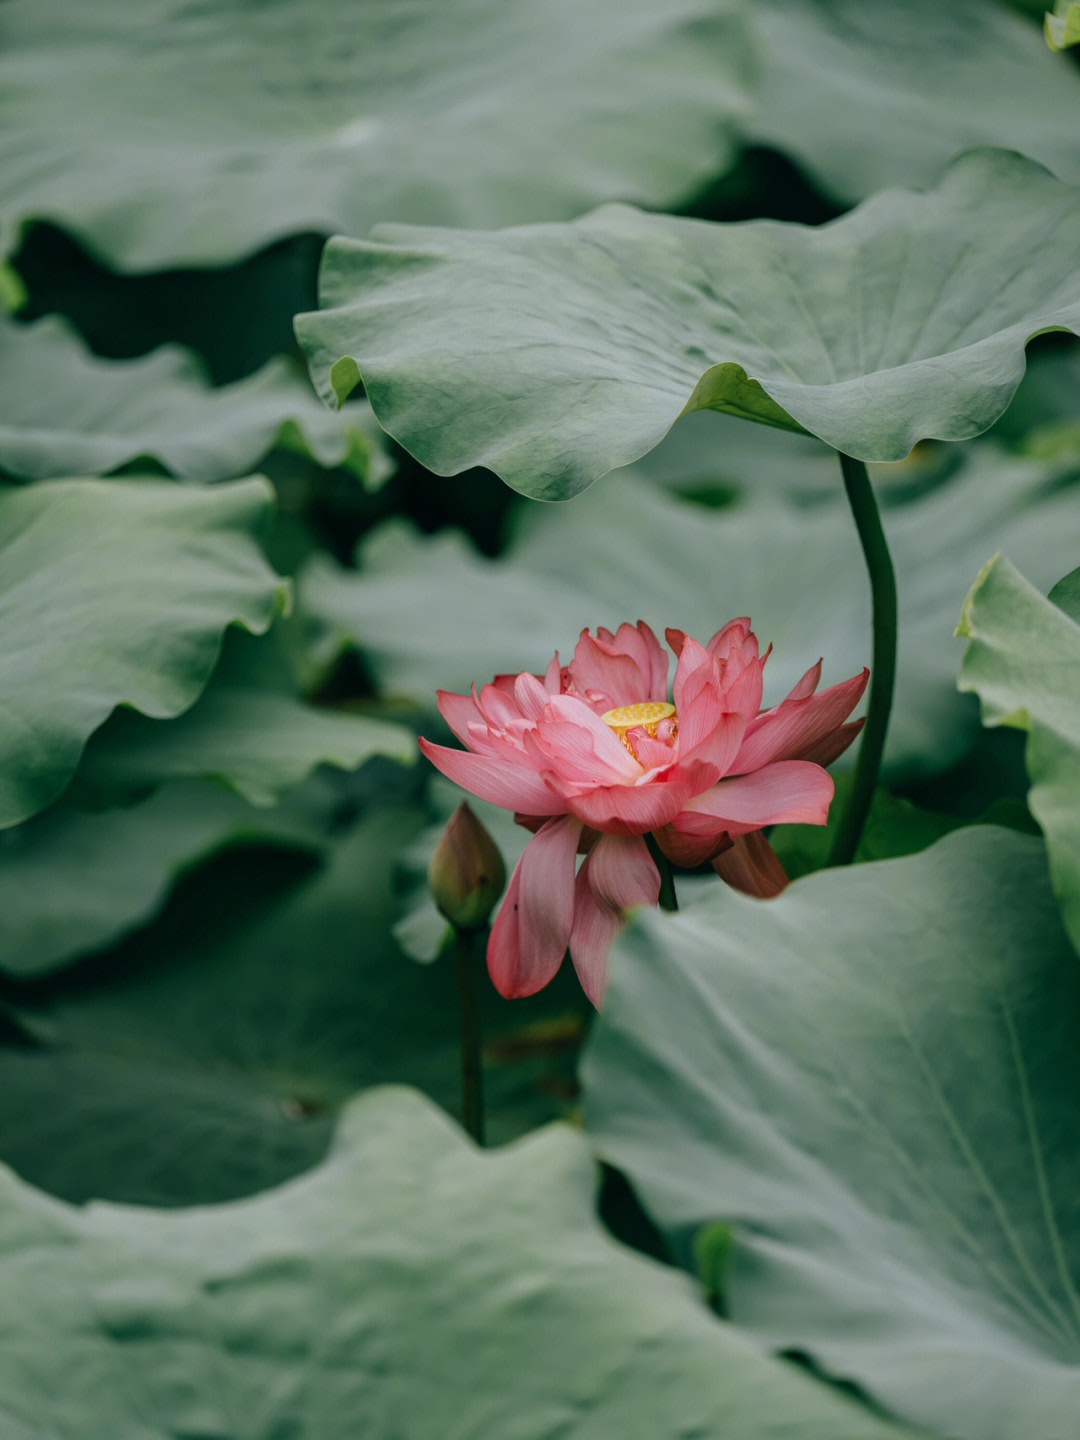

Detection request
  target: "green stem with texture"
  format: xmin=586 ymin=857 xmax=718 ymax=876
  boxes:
xmin=828 ymin=452 xmax=898 ymax=867
xmin=646 ymin=834 xmax=679 ymax=912
xmin=454 ymin=926 xmax=485 ymax=1143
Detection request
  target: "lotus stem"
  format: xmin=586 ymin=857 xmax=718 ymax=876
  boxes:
xmin=454 ymin=926 xmax=485 ymax=1143
xmin=646 ymin=834 xmax=679 ymax=912
xmin=828 ymin=452 xmax=898 ymax=866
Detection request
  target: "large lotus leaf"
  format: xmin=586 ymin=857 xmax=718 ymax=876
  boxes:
xmin=1 ymin=1088 xmax=920 ymax=1440
xmin=6 ymin=1 xmax=1080 ymax=272
xmin=582 ymin=828 xmax=1080 ymax=1440
xmin=0 ymin=780 xmax=324 ymax=981
xmin=0 ymin=316 xmax=390 ymax=486
xmin=298 ymin=150 xmax=1080 ymax=498
xmin=0 ymin=0 xmax=753 ymax=270
xmin=0 ymin=477 xmax=288 ymax=828
xmin=74 ymin=627 xmax=414 ymax=808
xmin=958 ymin=555 xmax=1080 ymax=956
xmin=300 ymin=443 xmax=1080 ymax=776
xmin=0 ymin=798 xmax=593 ymax=1204
xmin=0 ymin=802 xmax=423 ymax=1205
xmin=743 ymin=1 xmax=1080 ymax=200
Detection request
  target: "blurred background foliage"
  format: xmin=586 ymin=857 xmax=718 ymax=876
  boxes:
xmin=2 ymin=3 xmax=1080 ymax=1435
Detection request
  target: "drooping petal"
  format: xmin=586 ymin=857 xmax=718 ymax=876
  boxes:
xmin=569 ymin=833 xmax=659 ymax=1005
xmin=733 ymin=668 xmax=869 ymax=771
xmin=587 ymin=829 xmax=663 ymax=910
xmin=653 ymin=823 xmax=732 ymax=869
xmin=487 ymin=815 xmax=583 ymax=997
xmin=419 ymin=738 xmax=560 ymax=814
xmin=676 ymin=760 xmax=834 ymax=832
xmin=567 ymin=869 xmax=621 ymax=1008
xmin=712 ymin=831 xmax=789 ymax=898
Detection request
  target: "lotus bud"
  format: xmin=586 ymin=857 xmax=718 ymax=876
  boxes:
xmin=428 ymin=802 xmax=507 ymax=930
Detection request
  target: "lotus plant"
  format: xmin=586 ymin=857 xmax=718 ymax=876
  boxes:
xmin=421 ymin=620 xmax=867 ymax=1005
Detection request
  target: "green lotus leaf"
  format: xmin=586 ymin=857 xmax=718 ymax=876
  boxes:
xmin=0 ymin=799 xmax=595 ymax=1203
xmin=0 ymin=780 xmax=324 ymax=981
xmin=1 ymin=1085 xmax=921 ymax=1439
xmin=0 ymin=316 xmax=390 ymax=486
xmin=582 ymin=828 xmax=1080 ymax=1440
xmin=0 ymin=477 xmax=289 ymax=827
xmin=0 ymin=803 xmax=423 ymax=1205
xmin=1046 ymin=1 xmax=1080 ymax=49
xmin=0 ymin=0 xmax=753 ymax=270
xmin=300 ymin=440 xmax=1080 ymax=776
xmin=74 ymin=627 xmax=414 ymax=809
xmin=6 ymin=2 xmax=1080 ymax=271
xmin=298 ymin=150 xmax=1080 ymax=499
xmin=958 ymin=555 xmax=1080 ymax=955
xmin=743 ymin=1 xmax=1080 ymax=200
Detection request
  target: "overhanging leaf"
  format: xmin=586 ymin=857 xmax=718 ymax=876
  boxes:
xmin=0 ymin=477 xmax=288 ymax=827
xmin=1 ymin=1086 xmax=919 ymax=1439
xmin=300 ymin=442 xmax=1080 ymax=776
xmin=0 ymin=316 xmax=391 ymax=486
xmin=298 ymin=149 xmax=1080 ymax=498
xmin=582 ymin=828 xmax=1080 ymax=1440
xmin=958 ymin=554 xmax=1080 ymax=954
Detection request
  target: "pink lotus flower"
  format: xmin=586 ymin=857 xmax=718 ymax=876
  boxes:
xmin=420 ymin=621 xmax=867 ymax=1005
